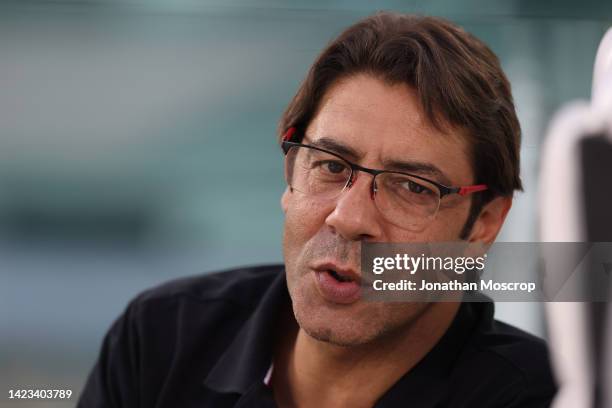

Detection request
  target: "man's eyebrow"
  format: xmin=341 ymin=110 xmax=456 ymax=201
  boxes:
xmin=305 ymin=136 xmax=453 ymax=186
xmin=306 ymin=137 xmax=363 ymax=161
xmin=383 ymin=159 xmax=453 ymax=186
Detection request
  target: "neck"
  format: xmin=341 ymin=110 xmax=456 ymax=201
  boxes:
xmin=271 ymin=301 xmax=460 ymax=408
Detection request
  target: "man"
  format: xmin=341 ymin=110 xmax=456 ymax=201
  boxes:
xmin=78 ymin=12 xmax=556 ymax=407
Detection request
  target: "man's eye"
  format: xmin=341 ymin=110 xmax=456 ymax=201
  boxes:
xmin=316 ymin=160 xmax=347 ymax=174
xmin=404 ymin=180 xmax=432 ymax=194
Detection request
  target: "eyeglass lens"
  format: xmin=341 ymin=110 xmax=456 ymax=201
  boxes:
xmin=285 ymin=145 xmax=441 ymax=230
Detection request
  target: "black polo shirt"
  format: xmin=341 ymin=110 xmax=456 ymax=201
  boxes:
xmin=78 ymin=264 xmax=557 ymax=407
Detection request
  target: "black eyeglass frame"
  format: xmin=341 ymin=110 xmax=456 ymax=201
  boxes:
xmin=281 ymin=140 xmax=488 ymax=198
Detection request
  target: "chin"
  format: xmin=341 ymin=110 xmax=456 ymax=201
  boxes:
xmin=296 ymin=311 xmax=380 ymax=347
xmin=301 ymin=323 xmax=382 ymax=347
xmin=289 ymin=286 xmax=370 ymax=346
xmin=292 ymin=293 xmax=428 ymax=347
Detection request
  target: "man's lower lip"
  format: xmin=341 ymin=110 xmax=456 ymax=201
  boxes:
xmin=313 ymin=270 xmax=361 ymax=304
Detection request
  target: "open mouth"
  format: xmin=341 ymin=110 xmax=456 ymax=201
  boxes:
xmin=327 ymin=269 xmax=355 ymax=283
xmin=313 ymin=264 xmax=362 ymax=304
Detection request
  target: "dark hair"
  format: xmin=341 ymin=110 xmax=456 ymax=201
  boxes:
xmin=278 ymin=12 xmax=522 ymax=236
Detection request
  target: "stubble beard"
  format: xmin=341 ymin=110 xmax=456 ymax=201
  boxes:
xmin=285 ymin=233 xmax=433 ymax=347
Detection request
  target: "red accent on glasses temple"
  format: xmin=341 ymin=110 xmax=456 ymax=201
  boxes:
xmin=283 ymin=127 xmax=297 ymax=142
xmin=458 ymin=185 xmax=488 ymax=196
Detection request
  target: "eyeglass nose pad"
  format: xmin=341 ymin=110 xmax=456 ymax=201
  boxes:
xmin=370 ymin=178 xmax=378 ymax=200
xmin=345 ymin=171 xmax=356 ymax=189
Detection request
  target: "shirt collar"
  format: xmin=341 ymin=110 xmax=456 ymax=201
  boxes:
xmin=203 ymin=269 xmax=289 ymax=394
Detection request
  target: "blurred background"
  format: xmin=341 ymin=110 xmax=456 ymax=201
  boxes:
xmin=0 ymin=0 xmax=611 ymax=405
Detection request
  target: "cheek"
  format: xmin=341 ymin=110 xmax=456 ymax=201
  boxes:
xmin=429 ymin=201 xmax=471 ymax=239
xmin=282 ymin=195 xmax=334 ymax=263
xmin=382 ymin=203 xmax=470 ymax=242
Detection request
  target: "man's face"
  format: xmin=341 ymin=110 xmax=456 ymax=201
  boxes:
xmin=281 ymin=73 xmax=478 ymax=346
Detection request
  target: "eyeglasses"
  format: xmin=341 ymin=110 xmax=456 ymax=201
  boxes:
xmin=281 ymin=139 xmax=488 ymax=232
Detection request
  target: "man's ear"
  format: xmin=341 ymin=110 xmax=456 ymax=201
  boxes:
xmin=281 ymin=186 xmax=291 ymax=214
xmin=467 ymin=196 xmax=512 ymax=244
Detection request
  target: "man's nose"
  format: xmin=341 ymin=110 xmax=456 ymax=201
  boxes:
xmin=324 ymin=172 xmax=384 ymax=241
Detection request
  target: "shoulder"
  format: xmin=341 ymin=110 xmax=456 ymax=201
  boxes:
xmin=473 ymin=319 xmax=553 ymax=385
xmin=78 ymin=264 xmax=285 ymax=407
xmin=122 ymin=263 xmax=286 ymax=353
xmin=122 ymin=263 xmax=287 ymax=352
xmin=108 ymin=263 xmax=286 ymax=349
xmin=132 ymin=263 xmax=285 ymax=310
xmin=451 ymin=314 xmax=557 ymax=407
